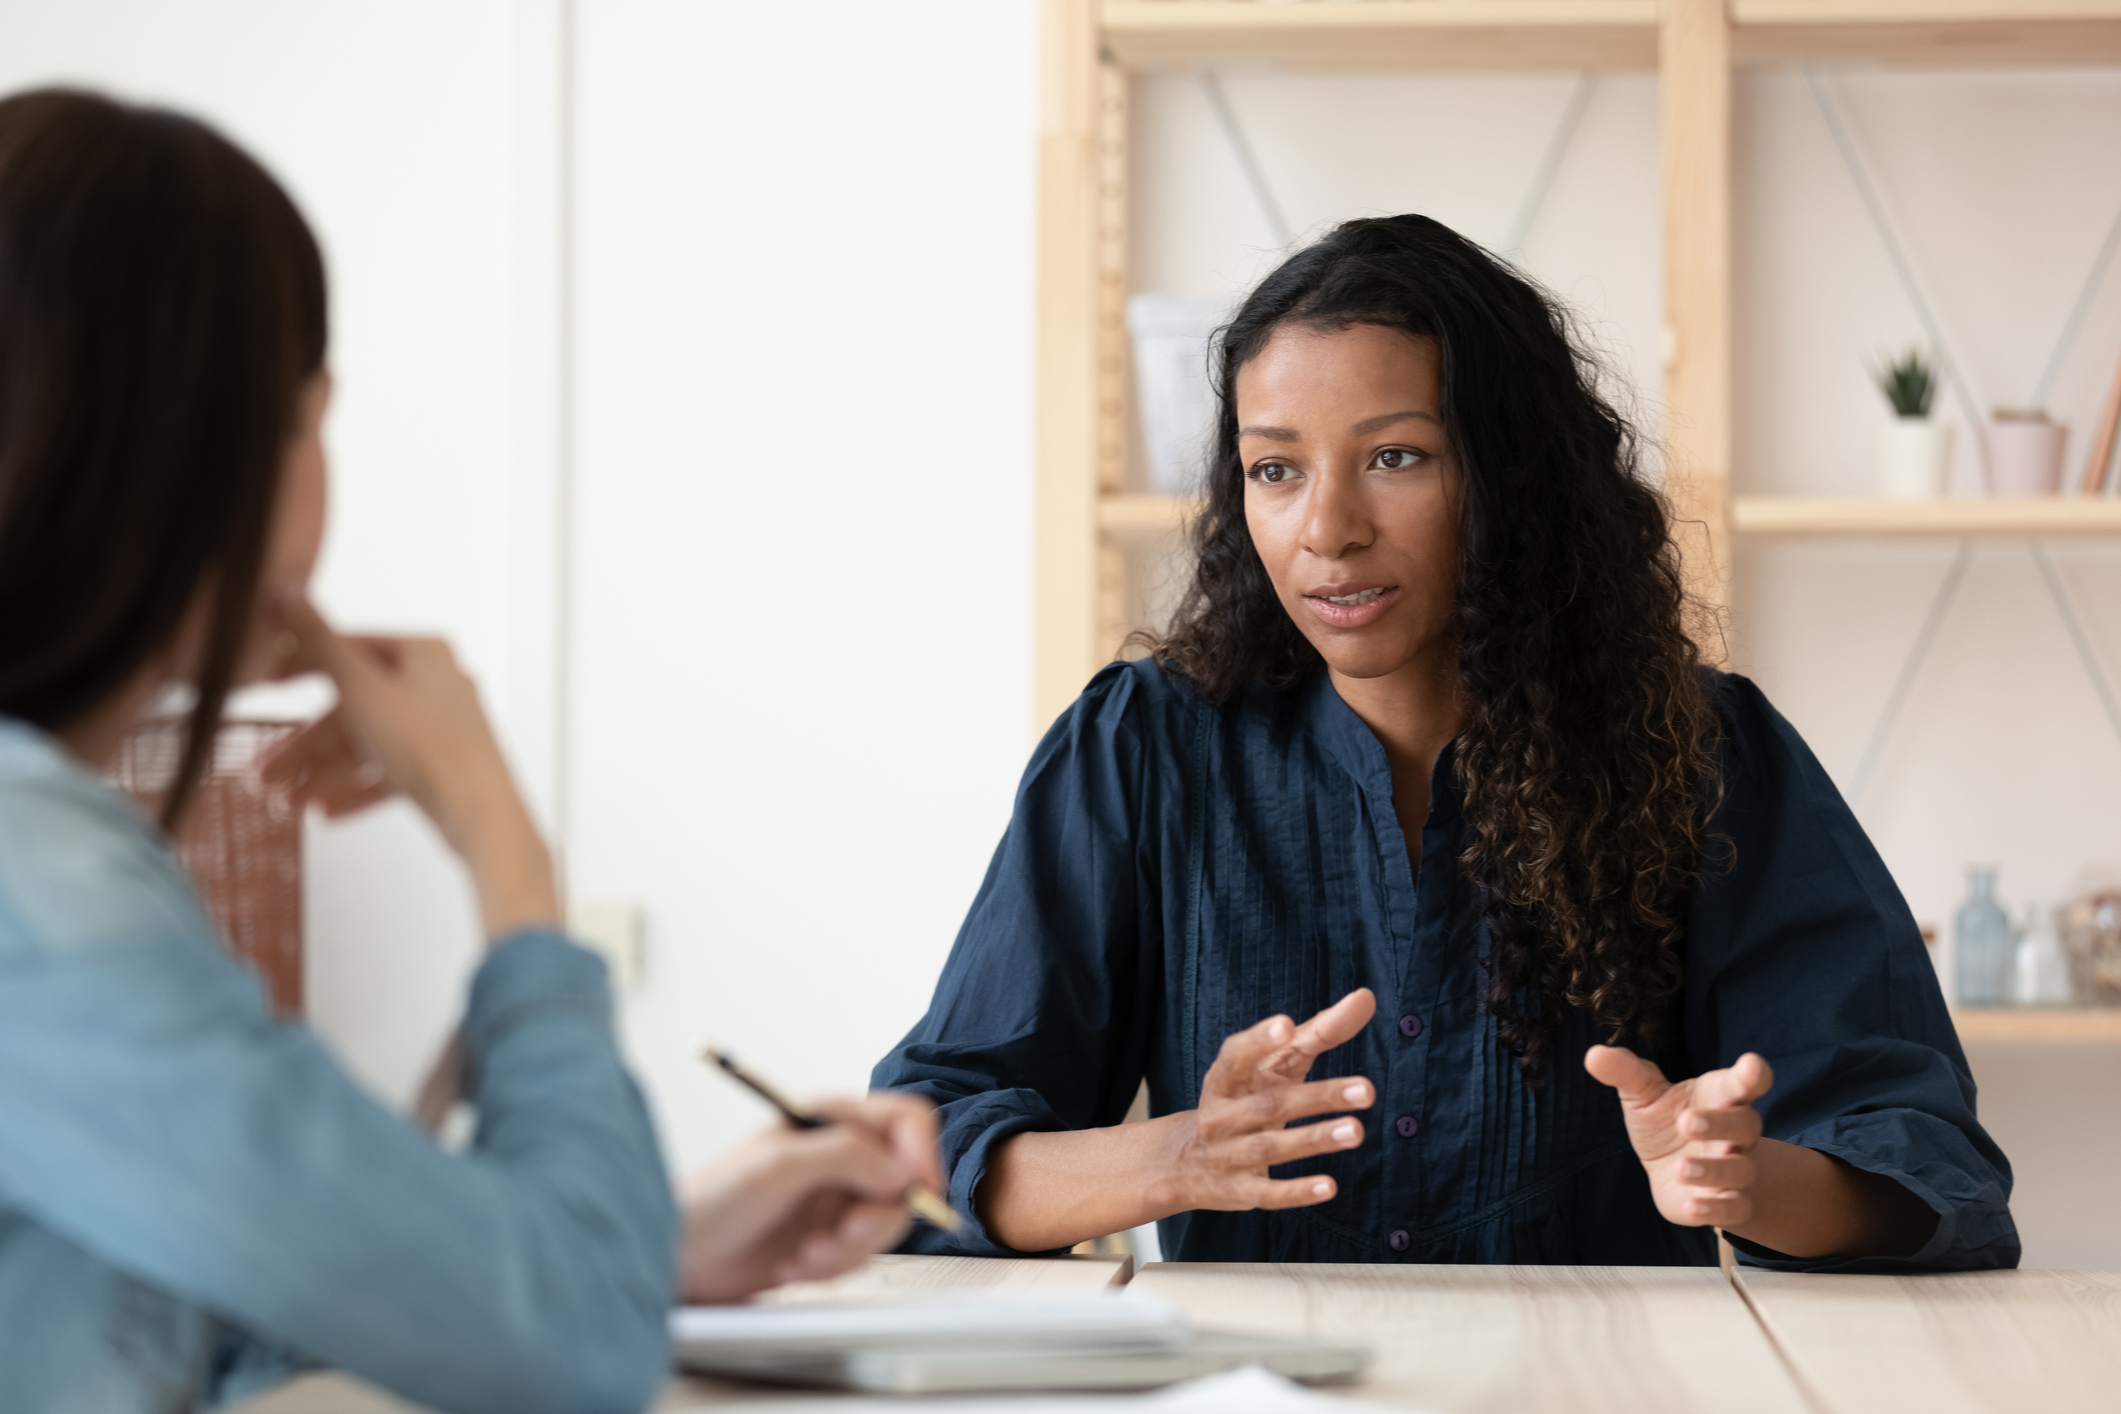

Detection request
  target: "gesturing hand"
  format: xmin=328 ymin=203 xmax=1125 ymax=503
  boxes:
xmin=1154 ymin=988 xmax=1378 ymax=1215
xmin=1585 ymin=1045 xmax=1775 ymax=1229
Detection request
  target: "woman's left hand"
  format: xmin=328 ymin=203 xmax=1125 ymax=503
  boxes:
xmin=1584 ymin=1045 xmax=1773 ymax=1230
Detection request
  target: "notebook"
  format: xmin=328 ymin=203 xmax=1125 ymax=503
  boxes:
xmin=669 ymin=1288 xmax=1370 ymax=1395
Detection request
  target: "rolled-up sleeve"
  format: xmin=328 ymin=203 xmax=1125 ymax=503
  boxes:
xmin=871 ymin=663 xmax=1165 ymax=1255
xmin=1687 ymin=676 xmax=2017 ymax=1272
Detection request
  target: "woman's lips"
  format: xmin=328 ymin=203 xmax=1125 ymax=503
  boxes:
xmin=1303 ymin=585 xmax=1400 ymax=629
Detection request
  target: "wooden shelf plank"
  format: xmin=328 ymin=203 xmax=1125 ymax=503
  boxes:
xmin=1736 ymin=0 xmax=2121 ymax=68
xmin=1743 ymin=0 xmax=2121 ymax=17
xmin=1106 ymin=494 xmax=2121 ymax=542
xmin=1952 ymin=1008 xmax=2121 ymax=1042
xmin=1101 ymin=1 xmax=1660 ymax=73
xmin=1098 ymin=492 xmax=1195 ymax=541
xmin=1100 ymin=0 xmax=2121 ymax=72
xmin=1732 ymin=495 xmax=2121 ymax=537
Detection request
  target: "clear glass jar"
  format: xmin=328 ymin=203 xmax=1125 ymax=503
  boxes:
xmin=1955 ymin=866 xmax=2012 ymax=1006
xmin=2014 ymin=904 xmax=2074 ymax=1006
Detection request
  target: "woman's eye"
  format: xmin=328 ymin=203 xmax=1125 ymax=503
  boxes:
xmin=1374 ymin=447 xmax=1424 ymax=470
xmin=1252 ymin=462 xmax=1295 ymax=484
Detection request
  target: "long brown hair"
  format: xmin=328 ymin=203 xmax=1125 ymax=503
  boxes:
xmin=0 ymin=89 xmax=327 ymax=827
xmin=1152 ymin=215 xmax=1720 ymax=1080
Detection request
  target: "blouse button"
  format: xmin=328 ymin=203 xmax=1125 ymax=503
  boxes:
xmin=1397 ymin=1013 xmax=1423 ymax=1039
xmin=1395 ymin=1115 xmax=1419 ymax=1139
xmin=1388 ymin=1229 xmax=1411 ymax=1252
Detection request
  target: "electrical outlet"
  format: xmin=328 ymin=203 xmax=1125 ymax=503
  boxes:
xmin=568 ymin=901 xmax=643 ymax=990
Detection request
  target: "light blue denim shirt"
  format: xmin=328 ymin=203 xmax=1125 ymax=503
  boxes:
xmin=0 ymin=717 xmax=677 ymax=1414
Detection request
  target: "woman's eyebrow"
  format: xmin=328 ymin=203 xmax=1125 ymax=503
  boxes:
xmin=1237 ymin=424 xmax=1300 ymax=442
xmin=1352 ymin=409 xmax=1440 ymax=434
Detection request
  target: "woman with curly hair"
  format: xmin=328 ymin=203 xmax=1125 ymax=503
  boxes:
xmin=874 ymin=214 xmax=2014 ymax=1270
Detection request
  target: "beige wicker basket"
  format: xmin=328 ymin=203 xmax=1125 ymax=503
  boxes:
xmin=107 ymin=720 xmax=304 ymax=1015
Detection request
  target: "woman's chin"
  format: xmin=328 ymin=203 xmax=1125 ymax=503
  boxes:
xmin=1314 ymin=644 xmax=1430 ymax=684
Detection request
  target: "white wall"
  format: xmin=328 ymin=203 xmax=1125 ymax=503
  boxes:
xmin=0 ymin=0 xmax=1039 ymax=1161
xmin=566 ymin=0 xmax=1037 ymax=1173
xmin=0 ymin=0 xmax=537 ymax=1103
xmin=1128 ymin=63 xmax=2121 ymax=1267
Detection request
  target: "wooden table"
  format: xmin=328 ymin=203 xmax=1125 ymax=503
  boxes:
xmin=221 ymin=1256 xmax=2121 ymax=1414
xmin=1736 ymin=1268 xmax=2121 ymax=1414
xmin=1132 ymin=1262 xmax=1807 ymax=1414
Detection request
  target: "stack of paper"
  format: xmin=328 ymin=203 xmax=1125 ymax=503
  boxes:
xmin=668 ymin=1288 xmax=1369 ymax=1397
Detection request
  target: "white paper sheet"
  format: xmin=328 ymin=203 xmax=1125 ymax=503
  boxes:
xmin=663 ymin=1362 xmax=1404 ymax=1412
xmin=669 ymin=1288 xmax=1185 ymax=1349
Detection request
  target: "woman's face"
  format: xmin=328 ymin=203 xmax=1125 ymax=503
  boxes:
xmin=1236 ymin=322 xmax=1460 ymax=686
xmin=234 ymin=372 xmax=330 ymax=683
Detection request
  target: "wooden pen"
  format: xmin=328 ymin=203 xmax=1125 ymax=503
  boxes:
xmin=700 ymin=1045 xmax=962 ymax=1235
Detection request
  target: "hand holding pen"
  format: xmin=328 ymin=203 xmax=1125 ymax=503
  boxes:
xmin=679 ymin=1056 xmax=949 ymax=1305
xmin=704 ymin=1048 xmax=960 ymax=1234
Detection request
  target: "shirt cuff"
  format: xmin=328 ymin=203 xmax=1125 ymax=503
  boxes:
xmin=462 ymin=927 xmax=612 ymax=1060
xmin=1732 ymin=1111 xmax=2019 ymax=1273
xmin=901 ymin=1088 xmax=1069 ymax=1258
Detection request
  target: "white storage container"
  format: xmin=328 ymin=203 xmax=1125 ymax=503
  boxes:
xmin=1127 ymin=294 xmax=1225 ymax=495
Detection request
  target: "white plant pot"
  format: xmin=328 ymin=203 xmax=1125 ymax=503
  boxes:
xmin=1126 ymin=294 xmax=1224 ymax=496
xmin=1879 ymin=418 xmax=1951 ymax=500
xmin=1982 ymin=419 xmax=2068 ymax=498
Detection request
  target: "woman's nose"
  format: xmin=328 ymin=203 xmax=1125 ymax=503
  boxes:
xmin=1299 ymin=465 xmax=1371 ymax=560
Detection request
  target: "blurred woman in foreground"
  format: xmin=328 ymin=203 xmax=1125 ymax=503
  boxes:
xmin=0 ymin=88 xmax=935 ymax=1414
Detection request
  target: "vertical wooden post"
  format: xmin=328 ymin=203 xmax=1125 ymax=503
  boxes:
xmin=1094 ymin=59 xmax=1133 ymax=668
xmin=1037 ymin=0 xmax=1104 ymax=733
xmin=1661 ymin=0 xmax=1733 ymax=653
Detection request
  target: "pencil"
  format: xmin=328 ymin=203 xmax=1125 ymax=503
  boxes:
xmin=701 ymin=1046 xmax=963 ymax=1235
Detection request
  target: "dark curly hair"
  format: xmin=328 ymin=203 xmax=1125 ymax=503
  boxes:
xmin=1149 ymin=214 xmax=1720 ymax=1081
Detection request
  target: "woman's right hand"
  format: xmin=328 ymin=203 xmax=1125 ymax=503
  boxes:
xmin=679 ymin=1092 xmax=943 ymax=1305
xmin=1153 ymin=987 xmax=1379 ymax=1214
xmin=260 ymin=595 xmax=558 ymax=939
xmin=979 ymin=988 xmax=1380 ymax=1252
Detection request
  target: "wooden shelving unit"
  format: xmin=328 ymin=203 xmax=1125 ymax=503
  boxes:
xmin=1037 ymin=0 xmax=2121 ymax=730
xmin=1952 ymin=1008 xmax=2121 ymax=1043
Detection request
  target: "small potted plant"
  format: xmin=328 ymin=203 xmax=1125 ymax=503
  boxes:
xmin=1873 ymin=349 xmax=1950 ymax=499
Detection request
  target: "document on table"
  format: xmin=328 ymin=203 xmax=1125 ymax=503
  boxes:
xmin=668 ymin=1289 xmax=1371 ymax=1399
xmin=670 ymin=1287 xmax=1188 ymax=1351
xmin=671 ymin=1363 xmax=1403 ymax=1412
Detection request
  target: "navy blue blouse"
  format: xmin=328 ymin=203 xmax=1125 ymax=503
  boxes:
xmin=874 ymin=659 xmax=2016 ymax=1270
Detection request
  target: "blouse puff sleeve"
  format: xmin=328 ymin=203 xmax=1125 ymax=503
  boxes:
xmin=1689 ymin=675 xmax=2018 ymax=1271
xmin=872 ymin=662 xmax=1169 ymax=1256
xmin=0 ymin=770 xmax=677 ymax=1414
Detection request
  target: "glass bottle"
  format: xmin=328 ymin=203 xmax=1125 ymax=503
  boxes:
xmin=2013 ymin=904 xmax=2074 ymax=1006
xmin=1955 ymin=867 xmax=2011 ymax=1006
